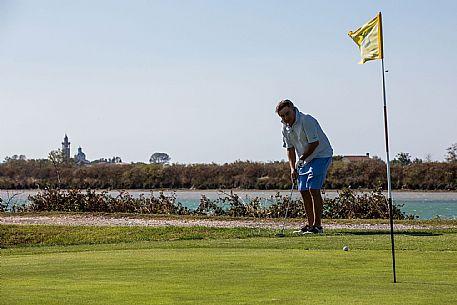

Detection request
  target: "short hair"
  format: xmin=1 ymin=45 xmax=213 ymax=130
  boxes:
xmin=275 ymin=99 xmax=294 ymax=113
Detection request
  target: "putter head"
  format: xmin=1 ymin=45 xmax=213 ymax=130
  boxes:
xmin=275 ymin=233 xmax=286 ymax=237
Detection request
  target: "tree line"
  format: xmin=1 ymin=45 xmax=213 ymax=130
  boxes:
xmin=1 ymin=156 xmax=456 ymax=190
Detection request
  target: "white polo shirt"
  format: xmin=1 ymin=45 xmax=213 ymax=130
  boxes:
xmin=282 ymin=107 xmax=333 ymax=163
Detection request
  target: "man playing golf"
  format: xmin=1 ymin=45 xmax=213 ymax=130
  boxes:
xmin=276 ymin=99 xmax=333 ymax=234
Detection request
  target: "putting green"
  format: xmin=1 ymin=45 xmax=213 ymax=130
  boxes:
xmin=2 ymin=235 xmax=457 ymax=305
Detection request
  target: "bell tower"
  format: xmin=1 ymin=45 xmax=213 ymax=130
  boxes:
xmin=62 ymin=134 xmax=71 ymax=159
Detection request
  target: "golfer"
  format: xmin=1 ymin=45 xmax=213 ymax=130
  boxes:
xmin=276 ymin=99 xmax=333 ymax=234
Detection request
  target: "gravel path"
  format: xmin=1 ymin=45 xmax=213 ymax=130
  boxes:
xmin=1 ymin=214 xmax=454 ymax=230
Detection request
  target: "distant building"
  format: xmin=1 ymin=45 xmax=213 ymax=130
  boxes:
xmin=75 ymin=147 xmax=90 ymax=165
xmin=60 ymin=134 xmax=90 ymax=164
xmin=342 ymin=153 xmax=370 ymax=162
xmin=62 ymin=134 xmax=71 ymax=159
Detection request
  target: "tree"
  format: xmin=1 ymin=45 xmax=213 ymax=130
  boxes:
xmin=412 ymin=157 xmax=423 ymax=164
xmin=4 ymin=154 xmax=26 ymax=162
xmin=393 ymin=152 xmax=411 ymax=166
xmin=424 ymin=153 xmax=433 ymax=163
xmin=332 ymin=155 xmax=343 ymax=161
xmin=49 ymin=149 xmax=65 ymax=187
xmin=149 ymin=153 xmax=171 ymax=164
xmin=445 ymin=143 xmax=457 ymax=163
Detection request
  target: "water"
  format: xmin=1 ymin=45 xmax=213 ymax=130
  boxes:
xmin=390 ymin=192 xmax=457 ymax=220
xmin=1 ymin=189 xmax=457 ymax=220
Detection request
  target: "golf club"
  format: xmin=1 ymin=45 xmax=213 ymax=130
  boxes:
xmin=275 ymin=177 xmax=295 ymax=237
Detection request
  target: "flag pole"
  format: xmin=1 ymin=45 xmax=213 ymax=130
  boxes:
xmin=381 ymin=58 xmax=396 ymax=283
xmin=379 ymin=11 xmax=397 ymax=283
xmin=348 ymin=12 xmax=397 ymax=283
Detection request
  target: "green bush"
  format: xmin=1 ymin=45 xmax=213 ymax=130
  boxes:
xmin=26 ymin=188 xmax=189 ymax=215
xmin=323 ymin=186 xmax=406 ymax=219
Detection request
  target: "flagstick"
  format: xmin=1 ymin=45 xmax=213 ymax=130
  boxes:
xmin=381 ymin=58 xmax=397 ymax=283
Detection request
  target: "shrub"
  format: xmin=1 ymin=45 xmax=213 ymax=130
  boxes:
xmin=26 ymin=188 xmax=189 ymax=215
xmin=24 ymin=187 xmax=410 ymax=219
xmin=323 ymin=186 xmax=406 ymax=219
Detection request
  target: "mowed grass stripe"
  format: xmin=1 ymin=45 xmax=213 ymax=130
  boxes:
xmin=2 ymin=224 xmax=457 ymax=251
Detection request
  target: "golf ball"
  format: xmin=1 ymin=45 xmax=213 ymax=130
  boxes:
xmin=343 ymin=246 xmax=349 ymax=251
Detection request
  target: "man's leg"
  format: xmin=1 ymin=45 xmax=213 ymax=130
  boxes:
xmin=300 ymin=190 xmax=314 ymax=227
xmin=306 ymin=157 xmax=331 ymax=231
xmin=310 ymin=189 xmax=323 ymax=227
xmin=297 ymin=157 xmax=330 ymax=233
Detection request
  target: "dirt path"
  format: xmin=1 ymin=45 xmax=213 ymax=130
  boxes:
xmin=1 ymin=214 xmax=454 ymax=230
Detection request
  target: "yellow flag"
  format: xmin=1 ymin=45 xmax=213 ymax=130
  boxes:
xmin=348 ymin=12 xmax=383 ymax=64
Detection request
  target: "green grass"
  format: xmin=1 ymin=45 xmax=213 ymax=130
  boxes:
xmin=2 ymin=224 xmax=457 ymax=305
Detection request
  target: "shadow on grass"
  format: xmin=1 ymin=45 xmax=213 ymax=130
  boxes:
xmin=341 ymin=231 xmax=442 ymax=237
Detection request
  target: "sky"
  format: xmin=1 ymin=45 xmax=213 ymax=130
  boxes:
xmin=1 ymin=0 xmax=456 ymax=164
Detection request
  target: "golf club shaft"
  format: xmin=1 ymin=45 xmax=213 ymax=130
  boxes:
xmin=281 ymin=179 xmax=295 ymax=232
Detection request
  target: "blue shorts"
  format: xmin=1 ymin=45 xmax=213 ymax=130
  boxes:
xmin=298 ymin=157 xmax=332 ymax=191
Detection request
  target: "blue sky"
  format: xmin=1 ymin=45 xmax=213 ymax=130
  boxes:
xmin=1 ymin=0 xmax=456 ymax=163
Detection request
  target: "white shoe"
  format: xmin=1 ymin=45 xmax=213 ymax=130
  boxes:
xmin=293 ymin=225 xmax=311 ymax=234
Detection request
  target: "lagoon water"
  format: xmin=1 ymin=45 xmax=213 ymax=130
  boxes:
xmin=2 ymin=189 xmax=457 ymax=220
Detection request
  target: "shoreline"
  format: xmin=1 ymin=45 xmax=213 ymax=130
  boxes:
xmin=2 ymin=188 xmax=457 ymax=193
xmin=1 ymin=213 xmax=457 ymax=229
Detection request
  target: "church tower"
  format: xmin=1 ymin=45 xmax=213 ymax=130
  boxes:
xmin=62 ymin=134 xmax=71 ymax=159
